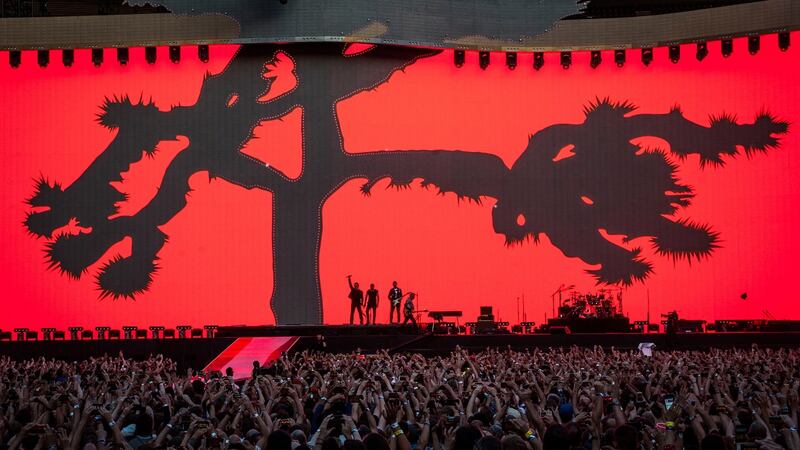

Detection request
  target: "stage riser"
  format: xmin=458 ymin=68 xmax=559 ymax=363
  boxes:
xmin=217 ymin=324 xmax=420 ymax=337
xmin=546 ymin=318 xmax=632 ymax=333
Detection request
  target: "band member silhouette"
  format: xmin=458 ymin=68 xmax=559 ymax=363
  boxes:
xmin=388 ymin=281 xmax=403 ymax=324
xmin=365 ymin=283 xmax=379 ymax=325
xmin=346 ymin=275 xmax=365 ymax=324
xmin=402 ymin=292 xmax=417 ymax=326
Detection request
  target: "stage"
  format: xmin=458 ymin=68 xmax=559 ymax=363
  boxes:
xmin=2 ymin=325 xmax=800 ymax=372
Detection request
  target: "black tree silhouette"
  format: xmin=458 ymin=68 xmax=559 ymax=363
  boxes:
xmin=486 ymin=100 xmax=788 ymax=285
xmin=24 ymin=44 xmax=789 ymax=324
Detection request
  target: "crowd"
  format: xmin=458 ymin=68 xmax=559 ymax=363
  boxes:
xmin=0 ymin=346 xmax=798 ymax=450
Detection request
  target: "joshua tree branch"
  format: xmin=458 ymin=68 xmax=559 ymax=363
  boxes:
xmin=350 ymin=150 xmax=508 ymax=202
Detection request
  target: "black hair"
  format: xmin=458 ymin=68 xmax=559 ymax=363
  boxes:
xmin=267 ymin=430 xmax=293 ymax=450
xmin=543 ymin=425 xmax=570 ymax=450
xmin=362 ymin=433 xmax=391 ymax=450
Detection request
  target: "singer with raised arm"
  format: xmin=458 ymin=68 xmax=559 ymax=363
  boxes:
xmin=346 ymin=275 xmax=365 ymax=325
xmin=388 ymin=281 xmax=403 ymax=324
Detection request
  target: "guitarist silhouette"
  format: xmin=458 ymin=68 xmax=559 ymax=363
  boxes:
xmin=388 ymin=281 xmax=403 ymax=324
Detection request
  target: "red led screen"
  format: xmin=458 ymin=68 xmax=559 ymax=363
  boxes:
xmin=0 ymin=36 xmax=798 ymax=329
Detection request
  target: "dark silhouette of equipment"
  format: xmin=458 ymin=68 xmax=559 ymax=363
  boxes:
xmin=428 ymin=311 xmax=463 ymax=322
xmin=465 ymin=306 xmax=508 ymax=334
xmin=544 ymin=317 xmax=631 ymax=333
xmin=557 ymin=288 xmax=623 ymax=319
xmin=454 ymin=50 xmax=465 ymax=68
xmin=696 ymin=42 xmax=708 ymax=61
xmin=590 ymin=51 xmax=602 ymax=68
xmin=478 ymin=306 xmax=494 ymax=321
xmin=662 ymin=311 xmax=679 ymax=334
xmin=426 ymin=321 xmax=457 ymax=334
xmin=428 ymin=311 xmax=463 ymax=334
xmin=660 ymin=311 xmax=705 ymax=333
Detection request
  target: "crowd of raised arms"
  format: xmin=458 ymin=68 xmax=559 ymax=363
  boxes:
xmin=0 ymin=346 xmax=798 ymax=450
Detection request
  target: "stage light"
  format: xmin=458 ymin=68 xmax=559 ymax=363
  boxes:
xmin=42 ymin=328 xmax=56 ymax=340
xmin=453 ymin=49 xmax=465 ymax=68
xmin=641 ymin=48 xmax=653 ymax=66
xmin=520 ymin=321 xmax=536 ymax=334
xmin=9 ymin=50 xmax=21 ymax=68
xmin=95 ymin=326 xmax=110 ymax=340
xmin=533 ymin=52 xmax=544 ymax=70
xmin=92 ymin=48 xmax=103 ymax=67
xmin=614 ymin=49 xmax=626 ymax=67
xmin=204 ymin=325 xmax=219 ymax=338
xmin=590 ymin=50 xmax=601 ymax=69
xmin=176 ymin=325 xmax=192 ymax=339
xmin=721 ymin=39 xmax=733 ymax=58
xmin=117 ymin=47 xmax=129 ymax=65
xmin=506 ymin=52 xmax=517 ymax=70
xmin=778 ymin=32 xmax=790 ymax=51
xmin=478 ymin=51 xmax=489 ymax=70
xmin=560 ymin=51 xmax=571 ymax=69
xmin=122 ymin=326 xmax=136 ymax=339
xmin=748 ymin=35 xmax=760 ymax=55
xmin=669 ymin=45 xmax=680 ymax=63
xmin=68 ymin=327 xmax=83 ymax=340
xmin=145 ymin=46 xmax=157 ymax=64
xmin=37 ymin=50 xmax=49 ymax=68
xmin=62 ymin=49 xmax=74 ymax=67
xmin=696 ymin=42 xmax=708 ymax=61
xmin=13 ymin=328 xmax=28 ymax=341
xmin=169 ymin=45 xmax=181 ymax=64
xmin=198 ymin=44 xmax=209 ymax=63
xmin=149 ymin=326 xmax=164 ymax=339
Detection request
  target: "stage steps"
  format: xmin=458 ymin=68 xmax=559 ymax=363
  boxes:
xmin=203 ymin=336 xmax=298 ymax=380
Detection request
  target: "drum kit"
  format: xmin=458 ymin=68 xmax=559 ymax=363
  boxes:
xmin=557 ymin=288 xmax=623 ymax=319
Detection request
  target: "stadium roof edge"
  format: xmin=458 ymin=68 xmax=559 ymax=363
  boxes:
xmin=0 ymin=0 xmax=797 ymax=51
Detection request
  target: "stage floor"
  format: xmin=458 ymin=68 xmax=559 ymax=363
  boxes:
xmin=217 ymin=323 xmax=422 ymax=337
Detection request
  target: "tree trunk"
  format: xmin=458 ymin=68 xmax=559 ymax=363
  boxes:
xmin=269 ymin=189 xmax=324 ymax=325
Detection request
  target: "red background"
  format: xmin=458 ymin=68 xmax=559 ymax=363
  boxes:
xmin=1 ymin=36 xmax=798 ymax=329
